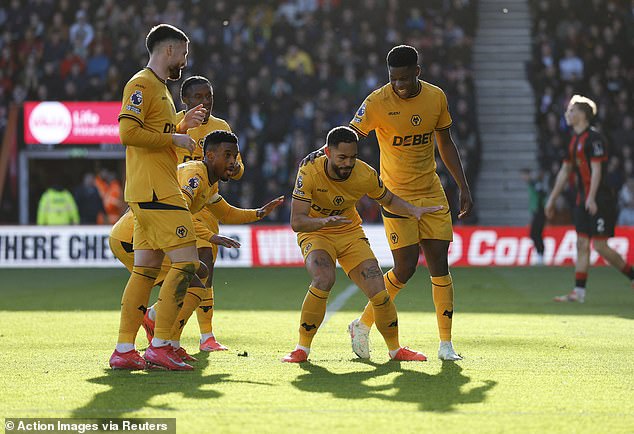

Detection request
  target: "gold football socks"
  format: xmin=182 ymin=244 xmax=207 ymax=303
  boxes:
xmin=359 ymin=269 xmax=404 ymax=328
xmin=117 ymin=266 xmax=160 ymax=345
xmin=370 ymin=290 xmax=400 ymax=351
xmin=431 ymin=274 xmax=454 ymax=342
xmin=298 ymin=286 xmax=330 ymax=348
xmin=153 ymin=262 xmax=197 ymax=344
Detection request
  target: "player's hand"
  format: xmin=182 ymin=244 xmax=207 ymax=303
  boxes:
xmin=321 ymin=216 xmax=352 ymax=227
xmin=300 ymin=148 xmax=325 ymax=167
xmin=544 ymin=198 xmax=555 ymax=220
xmin=458 ymin=188 xmax=473 ymax=219
xmin=257 ymin=196 xmax=285 ymax=219
xmin=585 ymin=197 xmax=598 ymax=215
xmin=172 ymin=133 xmax=196 ymax=153
xmin=230 ymin=161 xmax=243 ymax=177
xmin=210 ymin=234 xmax=241 ymax=248
xmin=180 ymin=104 xmax=207 ymax=131
xmin=411 ymin=205 xmax=444 ymax=220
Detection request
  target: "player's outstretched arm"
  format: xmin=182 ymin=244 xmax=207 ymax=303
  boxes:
xmin=290 ymin=197 xmax=351 ymax=232
xmin=256 ymin=196 xmax=285 ymax=219
xmin=207 ymin=195 xmax=284 ymax=224
xmin=209 ymin=233 xmax=241 ymax=249
xmin=545 ymin=161 xmax=572 ymax=219
xmin=436 ymin=128 xmax=473 ymax=219
xmin=376 ymin=189 xmax=443 ymax=220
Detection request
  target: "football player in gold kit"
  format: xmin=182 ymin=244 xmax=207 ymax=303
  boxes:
xmin=110 ymin=130 xmax=283 ymax=363
xmin=347 ymin=45 xmax=472 ymax=361
xmin=282 ymin=126 xmax=443 ymax=363
xmin=110 ymin=24 xmax=209 ymax=370
xmin=162 ymin=75 xmax=244 ymax=351
xmin=304 ymin=45 xmax=472 ymax=360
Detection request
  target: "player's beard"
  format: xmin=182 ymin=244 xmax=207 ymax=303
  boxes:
xmin=333 ymin=165 xmax=353 ymax=180
xmin=168 ymin=63 xmax=183 ymax=80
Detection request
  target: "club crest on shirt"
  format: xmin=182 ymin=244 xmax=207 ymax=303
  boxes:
xmin=411 ymin=114 xmax=421 ymax=126
xmin=188 ymin=177 xmax=200 ymax=189
xmin=130 ymin=90 xmax=143 ymax=106
xmin=176 ymin=226 xmax=188 ymax=238
xmin=592 ymin=140 xmax=604 ymax=157
xmin=303 ymin=242 xmax=312 ymax=255
xmin=333 ymin=196 xmax=344 ymax=206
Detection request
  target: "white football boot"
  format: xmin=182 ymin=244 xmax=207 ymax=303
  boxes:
xmin=438 ymin=341 xmax=463 ymax=361
xmin=347 ymin=318 xmax=371 ymax=359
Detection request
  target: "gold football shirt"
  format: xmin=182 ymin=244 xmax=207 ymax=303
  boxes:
xmin=292 ymin=155 xmax=387 ymax=234
xmin=350 ymin=80 xmax=452 ymax=198
xmin=118 ymin=68 xmax=179 ymax=202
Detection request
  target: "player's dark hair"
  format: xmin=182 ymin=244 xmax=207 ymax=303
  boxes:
xmin=203 ymin=130 xmax=238 ymax=154
xmin=574 ymin=102 xmax=594 ymax=122
xmin=387 ymin=45 xmax=419 ymax=68
xmin=326 ymin=126 xmax=358 ymax=148
xmin=181 ymin=75 xmax=211 ymax=101
xmin=146 ymin=24 xmax=188 ymax=54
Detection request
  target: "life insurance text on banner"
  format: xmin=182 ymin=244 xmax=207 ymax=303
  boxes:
xmin=0 ymin=226 xmax=252 ymax=268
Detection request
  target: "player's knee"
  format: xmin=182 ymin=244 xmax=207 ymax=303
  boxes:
xmin=576 ymin=236 xmax=590 ymax=251
xmin=593 ymin=240 xmax=609 ymax=255
xmin=311 ymin=273 xmax=335 ymax=291
xmin=393 ymin=263 xmax=416 ymax=283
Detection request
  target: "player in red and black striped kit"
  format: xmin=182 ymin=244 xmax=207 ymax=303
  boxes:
xmin=545 ymin=95 xmax=634 ymax=303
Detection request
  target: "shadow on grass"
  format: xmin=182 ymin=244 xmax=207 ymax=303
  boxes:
xmin=293 ymin=360 xmax=496 ymax=413
xmin=72 ymin=352 xmax=272 ymax=418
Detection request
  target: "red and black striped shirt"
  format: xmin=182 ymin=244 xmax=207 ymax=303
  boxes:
xmin=564 ymin=127 xmax=610 ymax=205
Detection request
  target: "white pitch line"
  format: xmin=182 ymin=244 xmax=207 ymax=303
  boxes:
xmin=321 ymin=283 xmax=359 ymax=326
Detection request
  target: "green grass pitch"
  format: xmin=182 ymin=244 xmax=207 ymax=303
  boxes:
xmin=1 ymin=266 xmax=633 ymax=433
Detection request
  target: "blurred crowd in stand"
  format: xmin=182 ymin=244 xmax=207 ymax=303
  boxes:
xmin=529 ymin=0 xmax=634 ymax=224
xmin=0 ymin=0 xmax=480 ymax=224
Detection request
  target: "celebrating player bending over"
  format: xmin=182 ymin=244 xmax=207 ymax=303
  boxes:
xmin=304 ymin=45 xmax=471 ymax=361
xmin=282 ymin=126 xmax=443 ymax=363
xmin=111 ymin=130 xmax=283 ymax=367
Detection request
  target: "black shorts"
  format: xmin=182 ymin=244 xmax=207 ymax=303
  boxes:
xmin=574 ymin=198 xmax=616 ymax=238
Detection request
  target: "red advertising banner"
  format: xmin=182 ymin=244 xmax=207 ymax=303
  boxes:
xmin=0 ymin=225 xmax=632 ymax=268
xmin=24 ymin=101 xmax=121 ymax=145
xmin=250 ymin=226 xmax=634 ymax=267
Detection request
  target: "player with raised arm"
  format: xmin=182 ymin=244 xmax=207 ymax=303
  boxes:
xmin=110 ymin=130 xmax=283 ymax=361
xmin=282 ymin=126 xmax=443 ymax=363
xmin=545 ymin=95 xmax=634 ymax=303
xmin=171 ymin=75 xmax=244 ymax=351
xmin=109 ymin=24 xmax=207 ymax=371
